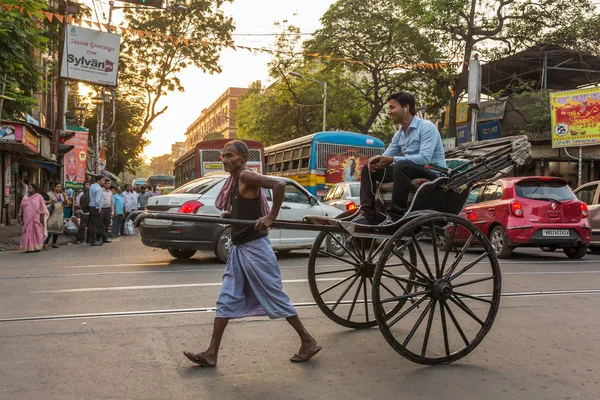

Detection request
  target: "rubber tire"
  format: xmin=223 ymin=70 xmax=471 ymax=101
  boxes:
xmin=215 ymin=227 xmax=232 ymax=263
xmin=564 ymin=245 xmax=588 ymax=259
xmin=325 ymin=232 xmax=348 ymax=257
xmin=490 ymin=225 xmax=514 ymax=259
xmin=540 ymin=246 xmax=557 ymax=252
xmin=168 ymin=248 xmax=196 ymax=260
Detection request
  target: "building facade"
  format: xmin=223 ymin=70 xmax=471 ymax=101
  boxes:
xmin=184 ymin=87 xmax=247 ymax=150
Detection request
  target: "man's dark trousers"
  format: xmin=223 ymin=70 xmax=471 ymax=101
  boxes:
xmin=88 ymin=208 xmax=103 ymax=244
xmin=101 ymin=208 xmax=112 ymax=241
xmin=359 ymin=160 xmax=438 ymax=222
xmin=77 ymin=214 xmax=89 ymax=243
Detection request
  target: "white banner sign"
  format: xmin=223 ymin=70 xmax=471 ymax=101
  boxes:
xmin=61 ymin=24 xmax=121 ymax=86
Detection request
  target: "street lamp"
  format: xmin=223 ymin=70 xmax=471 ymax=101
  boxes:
xmin=289 ymin=71 xmax=328 ymax=132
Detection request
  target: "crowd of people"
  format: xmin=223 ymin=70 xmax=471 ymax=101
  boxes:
xmin=18 ymin=176 xmax=162 ymax=252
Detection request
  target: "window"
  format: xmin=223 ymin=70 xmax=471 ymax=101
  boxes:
xmin=331 ymin=185 xmax=345 ymax=200
xmin=516 ymin=181 xmax=576 ymax=201
xmin=480 ymin=184 xmax=500 ymax=203
xmin=465 ymin=186 xmax=484 ymax=205
xmin=263 ymin=188 xmax=272 ymax=201
xmin=576 ymin=184 xmax=597 ymax=205
xmin=349 ymin=184 xmax=360 ymax=197
xmin=172 ymin=176 xmax=223 ymax=194
xmin=283 ymin=183 xmax=310 ymax=204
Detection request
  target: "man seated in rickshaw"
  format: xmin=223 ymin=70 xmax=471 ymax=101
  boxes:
xmin=352 ymin=92 xmax=447 ymax=226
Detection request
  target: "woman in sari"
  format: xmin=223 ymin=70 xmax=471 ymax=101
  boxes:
xmin=19 ymin=184 xmax=49 ymax=253
xmin=45 ymin=183 xmax=69 ymax=249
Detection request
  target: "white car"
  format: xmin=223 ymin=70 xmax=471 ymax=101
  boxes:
xmin=322 ymin=182 xmax=361 ymax=212
xmin=140 ymin=173 xmax=343 ymax=262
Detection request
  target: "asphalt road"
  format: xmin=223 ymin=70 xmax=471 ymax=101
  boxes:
xmin=0 ymin=235 xmax=599 ymax=400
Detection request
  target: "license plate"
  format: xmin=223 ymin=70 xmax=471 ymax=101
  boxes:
xmin=542 ymin=229 xmax=569 ymax=237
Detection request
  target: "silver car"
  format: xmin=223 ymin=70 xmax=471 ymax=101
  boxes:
xmin=140 ymin=173 xmax=343 ymax=262
xmin=574 ymin=180 xmax=600 ymax=253
xmin=322 ymin=182 xmax=361 ymax=212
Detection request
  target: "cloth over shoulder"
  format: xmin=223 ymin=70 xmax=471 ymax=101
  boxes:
xmin=215 ymin=170 xmax=271 ymax=216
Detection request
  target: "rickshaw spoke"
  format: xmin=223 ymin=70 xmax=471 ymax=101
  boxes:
xmin=379 ymin=280 xmax=399 ymax=298
xmin=347 ymin=276 xmax=364 ymax=320
xmin=452 ymin=275 xmax=494 ymax=289
xmin=440 ymin=300 xmax=450 ymax=357
xmin=402 ymin=299 xmax=434 ymax=347
xmin=314 ymin=267 xmax=358 ymax=276
xmin=410 ymin=232 xmax=435 ymax=280
xmin=367 ymin=238 xmax=377 ymax=262
xmin=454 ymin=291 xmax=493 ymax=304
xmin=319 ymin=273 xmax=359 ymax=296
xmin=369 ymin=239 xmax=388 ymax=262
xmin=380 ymin=290 xmax=429 ymax=304
xmin=317 ymin=249 xmax=360 ymax=268
xmin=429 ymin=223 xmax=441 ymax=278
xmin=395 ymin=252 xmax=432 ymax=283
xmin=331 ymin=274 xmax=361 ymax=312
xmin=328 ymin=234 xmax=363 ymax=264
xmin=381 ymin=271 xmax=423 ymax=288
xmin=449 ymin=294 xmax=484 ymax=326
xmin=440 ymin=224 xmax=457 ymax=277
xmin=449 ymin=252 xmax=490 ymax=281
xmin=445 ymin=234 xmax=475 ymax=278
xmin=443 ymin=300 xmax=470 ymax=346
xmin=421 ymin=299 xmax=437 ymax=357
xmin=363 ymin=277 xmax=369 ymax=322
xmin=388 ymin=295 xmax=428 ymax=328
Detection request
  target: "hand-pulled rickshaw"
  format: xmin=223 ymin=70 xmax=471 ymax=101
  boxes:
xmin=136 ymin=135 xmax=532 ymax=365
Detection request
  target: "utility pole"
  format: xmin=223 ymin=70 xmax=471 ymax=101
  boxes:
xmin=54 ymin=0 xmax=67 ymax=157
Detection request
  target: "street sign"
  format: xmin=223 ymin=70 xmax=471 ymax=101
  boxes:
xmin=550 ymin=87 xmax=600 ymax=148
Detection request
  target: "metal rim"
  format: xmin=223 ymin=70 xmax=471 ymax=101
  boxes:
xmin=372 ymin=213 xmax=502 ymax=365
xmin=307 ymin=231 xmax=417 ymax=329
xmin=490 ymin=227 xmax=504 ymax=255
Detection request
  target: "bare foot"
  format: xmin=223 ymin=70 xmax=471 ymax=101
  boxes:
xmin=183 ymin=351 xmax=217 ymax=367
xmin=291 ymin=338 xmax=321 ymax=362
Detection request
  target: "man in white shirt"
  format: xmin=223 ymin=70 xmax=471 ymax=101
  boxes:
xmin=100 ymin=180 xmax=114 ymax=243
xmin=122 ymin=184 xmax=139 ymax=227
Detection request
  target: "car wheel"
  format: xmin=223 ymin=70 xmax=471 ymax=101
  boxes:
xmin=326 ymin=232 xmax=348 ymax=257
xmin=215 ymin=227 xmax=232 ymax=263
xmin=489 ymin=225 xmax=513 ymax=259
xmin=168 ymin=248 xmax=196 ymax=260
xmin=564 ymin=245 xmax=588 ymax=259
xmin=540 ymin=246 xmax=557 ymax=252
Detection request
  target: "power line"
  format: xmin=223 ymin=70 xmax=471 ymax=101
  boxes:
xmin=232 ymin=32 xmax=315 ymax=37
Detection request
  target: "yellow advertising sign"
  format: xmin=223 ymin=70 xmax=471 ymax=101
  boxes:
xmin=444 ymin=102 xmax=469 ymax=125
xmin=551 ymin=87 xmax=600 ymax=148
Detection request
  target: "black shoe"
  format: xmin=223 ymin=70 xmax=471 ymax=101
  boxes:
xmin=351 ymin=214 xmax=375 ymax=225
xmin=378 ymin=216 xmax=398 ymax=226
xmin=102 ymin=240 xmax=112 ymax=243
xmin=90 ymin=241 xmax=103 ymax=246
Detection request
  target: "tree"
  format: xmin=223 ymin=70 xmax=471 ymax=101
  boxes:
xmin=542 ymin=14 xmax=600 ymax=55
xmin=119 ymin=0 xmax=235 ymax=143
xmin=396 ymin=0 xmax=595 ymax=137
xmin=303 ymin=0 xmax=450 ymax=134
xmin=0 ymin=0 xmax=49 ymax=119
xmin=148 ymin=154 xmax=173 ymax=175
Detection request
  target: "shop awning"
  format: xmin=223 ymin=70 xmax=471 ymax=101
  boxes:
xmin=32 ymin=160 xmax=58 ymax=173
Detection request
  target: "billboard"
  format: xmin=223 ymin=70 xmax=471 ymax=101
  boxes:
xmin=477 ymin=120 xmax=502 ymax=141
xmin=326 ymin=155 xmax=369 ymax=184
xmin=551 ymin=88 xmax=600 ymax=148
xmin=456 ymin=123 xmax=472 ymax=145
xmin=63 ymin=125 xmax=89 ymax=190
xmin=444 ymin=102 xmax=469 ymax=125
xmin=61 ymin=24 xmax=121 ymax=86
xmin=478 ymin=100 xmax=507 ymax=122
xmin=0 ymin=122 xmax=39 ymax=153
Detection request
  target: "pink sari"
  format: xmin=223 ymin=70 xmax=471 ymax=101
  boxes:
xmin=20 ymin=193 xmax=49 ymax=252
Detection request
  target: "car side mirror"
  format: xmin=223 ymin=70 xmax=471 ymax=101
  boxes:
xmin=309 ymin=196 xmax=318 ymax=206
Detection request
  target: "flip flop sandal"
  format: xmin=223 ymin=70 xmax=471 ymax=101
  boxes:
xmin=290 ymin=345 xmax=322 ymax=363
xmin=183 ymin=351 xmax=216 ymax=367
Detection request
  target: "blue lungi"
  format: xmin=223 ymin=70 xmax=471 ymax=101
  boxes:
xmin=216 ymin=236 xmax=297 ymax=319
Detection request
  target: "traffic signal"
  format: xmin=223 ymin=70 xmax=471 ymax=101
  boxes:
xmin=121 ymin=0 xmax=163 ymax=8
xmin=58 ymin=130 xmax=76 ymax=155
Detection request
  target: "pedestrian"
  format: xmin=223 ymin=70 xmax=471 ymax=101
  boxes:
xmin=149 ymin=185 xmax=162 ymax=197
xmin=76 ymin=183 xmax=90 ymax=244
xmin=122 ymin=184 xmax=139 ymax=235
xmin=183 ymin=140 xmax=321 ymax=367
xmin=138 ymin=185 xmax=150 ymax=210
xmin=100 ymin=180 xmax=114 ymax=243
xmin=111 ymin=186 xmax=125 ymax=238
xmin=19 ymin=184 xmax=49 ymax=253
xmin=65 ymin=212 xmax=80 ymax=243
xmin=88 ymin=175 xmax=105 ymax=246
xmin=45 ymin=183 xmax=69 ymax=249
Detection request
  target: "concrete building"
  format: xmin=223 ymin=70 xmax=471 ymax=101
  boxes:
xmin=185 ymin=87 xmax=248 ymax=149
xmin=171 ymin=141 xmax=186 ymax=162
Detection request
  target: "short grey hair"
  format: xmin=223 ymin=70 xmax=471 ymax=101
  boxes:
xmin=225 ymin=140 xmax=249 ymax=156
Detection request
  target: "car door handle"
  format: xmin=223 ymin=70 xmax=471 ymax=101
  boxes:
xmin=281 ymin=205 xmax=291 ymax=209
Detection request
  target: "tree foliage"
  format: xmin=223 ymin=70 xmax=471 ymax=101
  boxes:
xmin=148 ymin=153 xmax=173 ymax=176
xmin=0 ymin=0 xmax=49 ymax=119
xmin=396 ymin=0 xmax=595 ymax=136
xmin=119 ymin=0 xmax=235 ymax=143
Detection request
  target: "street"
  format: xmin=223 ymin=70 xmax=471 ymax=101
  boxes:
xmin=0 ymin=235 xmax=598 ymax=400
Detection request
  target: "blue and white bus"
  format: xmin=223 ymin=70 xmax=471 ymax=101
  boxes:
xmin=264 ymin=131 xmax=385 ymax=197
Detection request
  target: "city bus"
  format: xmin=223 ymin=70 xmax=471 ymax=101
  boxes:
xmin=132 ymin=179 xmax=146 ymax=189
xmin=174 ymin=139 xmax=265 ymax=187
xmin=147 ymin=175 xmax=176 ymax=194
xmin=264 ymin=131 xmax=385 ymax=197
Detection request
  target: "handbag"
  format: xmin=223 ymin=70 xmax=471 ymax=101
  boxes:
xmin=124 ymin=220 xmax=135 ymax=236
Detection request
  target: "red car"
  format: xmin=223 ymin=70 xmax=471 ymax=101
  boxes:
xmin=453 ymin=177 xmax=591 ymax=259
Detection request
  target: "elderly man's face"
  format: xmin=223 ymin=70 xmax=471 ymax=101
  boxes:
xmin=221 ymin=144 xmax=247 ymax=172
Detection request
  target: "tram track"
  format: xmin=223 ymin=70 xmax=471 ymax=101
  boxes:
xmin=2 ymin=288 xmax=600 ymax=323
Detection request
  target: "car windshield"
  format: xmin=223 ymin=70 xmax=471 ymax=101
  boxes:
xmin=171 ymin=176 xmax=224 ymax=194
xmin=515 ymin=181 xmax=575 ymax=201
xmin=349 ymin=184 xmax=360 ymax=197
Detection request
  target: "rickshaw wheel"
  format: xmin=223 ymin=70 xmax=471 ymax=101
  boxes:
xmin=308 ymin=230 xmax=417 ymax=329
xmin=372 ymin=213 xmax=501 ymax=365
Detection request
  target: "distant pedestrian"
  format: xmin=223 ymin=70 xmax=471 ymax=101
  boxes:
xmin=19 ymin=184 xmax=49 ymax=253
xmin=76 ymin=183 xmax=90 ymax=244
xmin=45 ymin=183 xmax=69 ymax=249
xmin=138 ymin=185 xmax=150 ymax=210
xmin=149 ymin=186 xmax=162 ymax=197
xmin=100 ymin=180 xmax=114 ymax=243
xmin=122 ymin=184 xmax=139 ymax=234
xmin=65 ymin=212 xmax=80 ymax=242
xmin=88 ymin=175 xmax=105 ymax=246
xmin=111 ymin=186 xmax=125 ymax=238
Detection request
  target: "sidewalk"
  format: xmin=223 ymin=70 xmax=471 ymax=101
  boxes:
xmin=0 ymin=219 xmax=73 ymax=252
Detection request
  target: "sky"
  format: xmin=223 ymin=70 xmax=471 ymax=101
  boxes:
xmin=79 ymin=0 xmax=337 ymax=161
